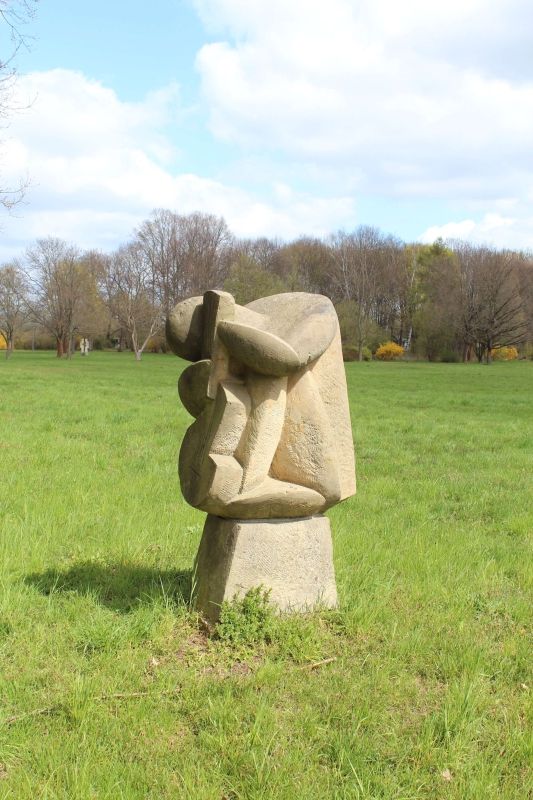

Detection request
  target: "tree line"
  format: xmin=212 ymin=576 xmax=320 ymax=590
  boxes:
xmin=1 ymin=208 xmax=532 ymax=362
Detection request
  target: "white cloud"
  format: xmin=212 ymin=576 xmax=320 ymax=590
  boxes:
xmin=0 ymin=69 xmax=356 ymax=260
xmin=420 ymin=212 xmax=533 ymax=251
xmin=3 ymin=2 xmax=533 ymax=255
xmin=194 ymin=0 xmax=533 ymax=205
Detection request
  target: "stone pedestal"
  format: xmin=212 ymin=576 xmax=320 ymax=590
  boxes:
xmin=193 ymin=514 xmax=338 ymax=621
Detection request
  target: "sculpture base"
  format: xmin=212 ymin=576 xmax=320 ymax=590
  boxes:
xmin=193 ymin=514 xmax=338 ymax=621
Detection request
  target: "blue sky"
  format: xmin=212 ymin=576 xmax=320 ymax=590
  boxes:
xmin=19 ymin=1 xmax=205 ymax=102
xmin=1 ymin=0 xmax=532 ymax=259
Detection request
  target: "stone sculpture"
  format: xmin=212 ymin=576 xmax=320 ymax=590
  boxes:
xmin=167 ymin=290 xmax=356 ymax=620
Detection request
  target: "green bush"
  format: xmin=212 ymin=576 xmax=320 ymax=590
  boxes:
xmin=15 ymin=332 xmax=55 ymax=350
xmin=440 ymin=349 xmax=460 ymax=363
xmin=224 ymin=256 xmax=286 ymax=306
xmin=342 ymin=345 xmax=373 ymax=361
xmin=216 ymin=587 xmax=273 ymax=646
xmin=342 ymin=345 xmax=358 ymax=362
xmin=146 ymin=335 xmax=168 ymax=354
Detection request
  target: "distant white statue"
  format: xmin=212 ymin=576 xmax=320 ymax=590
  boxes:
xmin=80 ymin=338 xmax=90 ymax=356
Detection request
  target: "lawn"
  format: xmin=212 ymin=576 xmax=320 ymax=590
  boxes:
xmin=0 ymin=352 xmax=531 ymax=799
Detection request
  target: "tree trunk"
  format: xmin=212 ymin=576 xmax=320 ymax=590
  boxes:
xmin=56 ymin=337 xmax=64 ymax=357
xmin=4 ymin=333 xmax=13 ymax=359
xmin=355 ymin=310 xmax=364 ymax=363
xmin=131 ymin=330 xmax=142 ymax=361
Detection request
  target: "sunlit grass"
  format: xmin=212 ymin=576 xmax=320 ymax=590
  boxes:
xmin=0 ymin=352 xmax=531 ymax=799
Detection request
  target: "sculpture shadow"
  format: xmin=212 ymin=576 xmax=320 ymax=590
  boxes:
xmin=25 ymin=560 xmax=193 ymax=613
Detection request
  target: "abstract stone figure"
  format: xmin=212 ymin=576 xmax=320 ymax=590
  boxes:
xmin=167 ymin=290 xmax=356 ymax=620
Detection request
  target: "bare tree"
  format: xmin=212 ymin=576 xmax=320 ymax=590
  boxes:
xmin=73 ymin=250 xmax=110 ymax=345
xmin=104 ymin=241 xmax=162 ymax=361
xmin=0 ymin=260 xmax=26 ymax=356
xmin=273 ymin=238 xmax=337 ymax=296
xmin=516 ymin=254 xmax=533 ymax=348
xmin=1 ymin=0 xmax=38 ymax=210
xmin=136 ymin=210 xmax=234 ymax=315
xmin=473 ymin=249 xmax=527 ymax=362
xmin=331 ymin=227 xmax=384 ymax=360
xmin=245 ymin=237 xmax=281 ymax=271
xmin=452 ymin=243 xmax=528 ymax=363
xmin=25 ymin=237 xmax=85 ymax=357
xmin=177 ymin=211 xmax=233 ymax=294
xmin=136 ymin=209 xmax=182 ymax=317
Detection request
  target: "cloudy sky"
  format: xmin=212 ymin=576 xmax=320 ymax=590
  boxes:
xmin=1 ymin=0 xmax=532 ymax=260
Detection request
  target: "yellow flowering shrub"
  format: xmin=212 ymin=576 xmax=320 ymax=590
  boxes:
xmin=490 ymin=346 xmax=519 ymax=361
xmin=375 ymin=341 xmax=404 ymax=361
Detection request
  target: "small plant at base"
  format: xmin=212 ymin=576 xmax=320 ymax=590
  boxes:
xmin=216 ymin=587 xmax=274 ymax=646
xmin=375 ymin=341 xmax=404 ymax=361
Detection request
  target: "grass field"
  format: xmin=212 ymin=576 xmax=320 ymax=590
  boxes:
xmin=0 ymin=351 xmax=531 ymax=799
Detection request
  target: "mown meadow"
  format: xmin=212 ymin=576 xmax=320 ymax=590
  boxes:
xmin=0 ymin=352 xmax=531 ymax=799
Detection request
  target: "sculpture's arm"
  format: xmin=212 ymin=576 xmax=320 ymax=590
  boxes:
xmin=217 ymin=322 xmax=302 ymax=376
xmin=217 ymin=296 xmax=338 ymax=376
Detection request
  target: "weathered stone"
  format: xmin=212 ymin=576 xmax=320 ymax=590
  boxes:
xmin=168 ymin=291 xmax=355 ymax=519
xmin=178 ymin=360 xmax=211 ymax=418
xmin=217 ymin=322 xmax=301 ymax=376
xmin=166 ymin=295 xmax=204 ymax=361
xmin=194 ymin=514 xmax=338 ymax=621
xmin=167 ymin=290 xmax=356 ymax=614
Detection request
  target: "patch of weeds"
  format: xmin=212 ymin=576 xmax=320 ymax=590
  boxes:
xmin=216 ymin=587 xmax=274 ymax=647
xmin=214 ymin=590 xmax=341 ymax=665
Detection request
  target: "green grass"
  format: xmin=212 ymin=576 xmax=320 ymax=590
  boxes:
xmin=0 ymin=351 xmax=531 ymax=799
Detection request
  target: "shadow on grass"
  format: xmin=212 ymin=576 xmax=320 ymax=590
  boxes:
xmin=25 ymin=561 xmax=193 ymax=613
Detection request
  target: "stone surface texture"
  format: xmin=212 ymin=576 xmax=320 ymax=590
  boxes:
xmin=167 ymin=290 xmax=356 ymax=618
xmin=195 ymin=515 xmax=338 ymax=621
